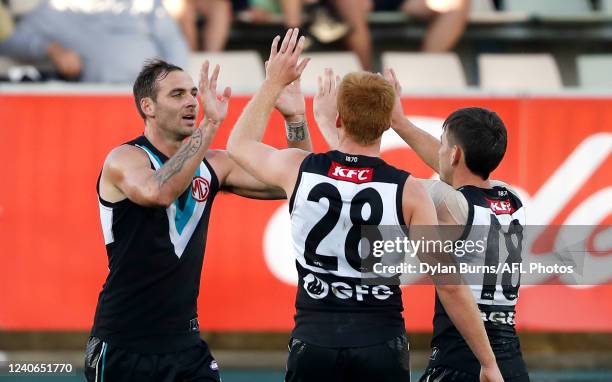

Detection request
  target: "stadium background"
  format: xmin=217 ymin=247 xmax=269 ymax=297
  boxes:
xmin=1 ymin=0 xmax=612 ymax=381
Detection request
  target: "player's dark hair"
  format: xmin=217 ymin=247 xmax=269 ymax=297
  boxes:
xmin=133 ymin=59 xmax=183 ymax=120
xmin=443 ymin=107 xmax=507 ymax=180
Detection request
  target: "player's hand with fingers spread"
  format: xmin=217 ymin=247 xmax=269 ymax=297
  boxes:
xmin=314 ymin=68 xmax=340 ymax=128
xmin=198 ymin=60 xmax=232 ymax=124
xmin=265 ymin=28 xmax=310 ymax=89
xmin=384 ymin=67 xmax=405 ymax=127
xmin=480 ymin=363 xmax=504 ymax=382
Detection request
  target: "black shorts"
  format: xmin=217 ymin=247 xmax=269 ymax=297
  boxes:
xmin=285 ymin=334 xmax=411 ymax=382
xmin=421 ymin=336 xmax=529 ymax=382
xmin=419 ymin=366 xmax=530 ymax=382
xmin=84 ymin=336 xmax=221 ymax=382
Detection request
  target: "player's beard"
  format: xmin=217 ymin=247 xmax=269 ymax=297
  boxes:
xmin=156 ymin=114 xmax=194 ymax=142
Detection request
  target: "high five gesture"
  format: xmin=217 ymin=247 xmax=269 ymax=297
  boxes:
xmin=265 ymin=29 xmax=310 ymax=88
xmin=227 ymin=28 xmax=311 ymax=199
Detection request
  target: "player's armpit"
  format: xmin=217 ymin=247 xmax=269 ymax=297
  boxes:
xmin=208 ymin=150 xmax=287 ymax=200
xmin=101 ymin=145 xmax=163 ymax=207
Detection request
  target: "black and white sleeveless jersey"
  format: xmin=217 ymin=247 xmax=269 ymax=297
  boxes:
xmin=432 ymin=185 xmax=526 ymax=343
xmin=91 ymin=135 xmax=219 ymax=354
xmin=289 ymin=151 xmax=410 ymax=347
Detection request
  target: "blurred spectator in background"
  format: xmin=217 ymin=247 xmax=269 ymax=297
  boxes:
xmin=0 ymin=0 xmax=188 ymax=82
xmin=234 ymin=0 xmax=372 ymax=70
xmin=166 ymin=0 xmax=302 ymax=52
xmin=165 ymin=0 xmax=232 ymax=51
xmin=4 ymin=0 xmax=44 ymax=18
xmin=332 ymin=0 xmax=372 ymax=70
xmin=370 ymin=0 xmax=470 ymax=51
xmin=234 ymin=0 xmax=303 ymax=26
xmin=0 ymin=2 xmax=14 ymax=42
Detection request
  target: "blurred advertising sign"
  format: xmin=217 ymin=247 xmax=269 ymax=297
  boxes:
xmin=0 ymin=94 xmax=610 ymax=331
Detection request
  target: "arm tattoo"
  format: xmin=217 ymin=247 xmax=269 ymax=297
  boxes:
xmin=285 ymin=119 xmax=307 ymax=142
xmin=153 ymin=128 xmax=203 ymax=186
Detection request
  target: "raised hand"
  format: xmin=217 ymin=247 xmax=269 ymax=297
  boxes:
xmin=199 ymin=60 xmax=232 ymax=123
xmin=266 ymin=28 xmax=310 ymax=88
xmin=275 ymin=76 xmax=305 ymax=120
xmin=384 ymin=67 xmax=405 ymax=126
xmin=314 ymin=68 xmax=341 ymax=126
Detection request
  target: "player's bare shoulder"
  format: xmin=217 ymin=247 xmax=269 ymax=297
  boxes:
xmin=102 ymin=145 xmax=151 ymax=179
xmin=100 ymin=145 xmax=151 ymax=202
xmin=401 ymin=177 xmax=434 ymax=222
xmin=418 ymin=179 xmax=457 ymax=206
xmin=416 ymin=179 xmax=469 ymax=226
xmin=403 ymin=177 xmax=430 ymax=205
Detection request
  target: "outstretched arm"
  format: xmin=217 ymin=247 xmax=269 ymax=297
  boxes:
xmin=226 ymin=28 xmax=311 ymax=195
xmin=207 ymin=149 xmax=286 ymax=200
xmin=385 ymin=68 xmax=441 ymax=174
xmin=100 ymin=61 xmax=229 ymax=207
xmin=402 ymin=178 xmax=503 ymax=382
xmin=211 ymin=65 xmax=312 ymax=200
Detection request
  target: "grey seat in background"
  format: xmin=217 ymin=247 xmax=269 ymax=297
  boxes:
xmin=471 ymin=0 xmax=496 ymax=13
xmin=0 ymin=56 xmax=19 ymax=76
xmin=188 ymin=51 xmax=264 ymax=94
xmin=577 ymin=55 xmax=612 ymax=89
xmin=478 ymin=54 xmax=563 ymax=91
xmin=502 ymin=0 xmax=592 ymax=15
xmin=0 ymin=55 xmax=55 ymax=81
xmin=601 ymin=0 xmax=612 ymax=12
xmin=381 ymin=53 xmax=467 ymax=92
xmin=469 ymin=0 xmax=531 ymax=23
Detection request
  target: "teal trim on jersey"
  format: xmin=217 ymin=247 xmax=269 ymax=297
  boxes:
xmin=137 ymin=144 xmax=200 ymax=236
xmin=138 ymin=145 xmax=163 ymax=167
xmin=174 ymin=166 xmax=200 ymax=235
xmin=100 ymin=342 xmax=108 ymax=382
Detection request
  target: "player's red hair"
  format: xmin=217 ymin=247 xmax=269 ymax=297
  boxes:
xmin=337 ymin=72 xmax=395 ymax=145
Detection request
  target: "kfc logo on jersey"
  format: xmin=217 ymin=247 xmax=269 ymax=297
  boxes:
xmin=328 ymin=161 xmax=373 ymax=184
xmin=486 ymin=198 xmax=516 ymax=215
xmin=191 ymin=176 xmax=210 ymax=202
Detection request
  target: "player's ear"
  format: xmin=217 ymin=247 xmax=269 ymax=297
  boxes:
xmin=335 ymin=115 xmax=342 ymax=128
xmin=140 ymin=97 xmax=156 ymax=119
xmin=450 ymin=145 xmax=461 ymax=166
